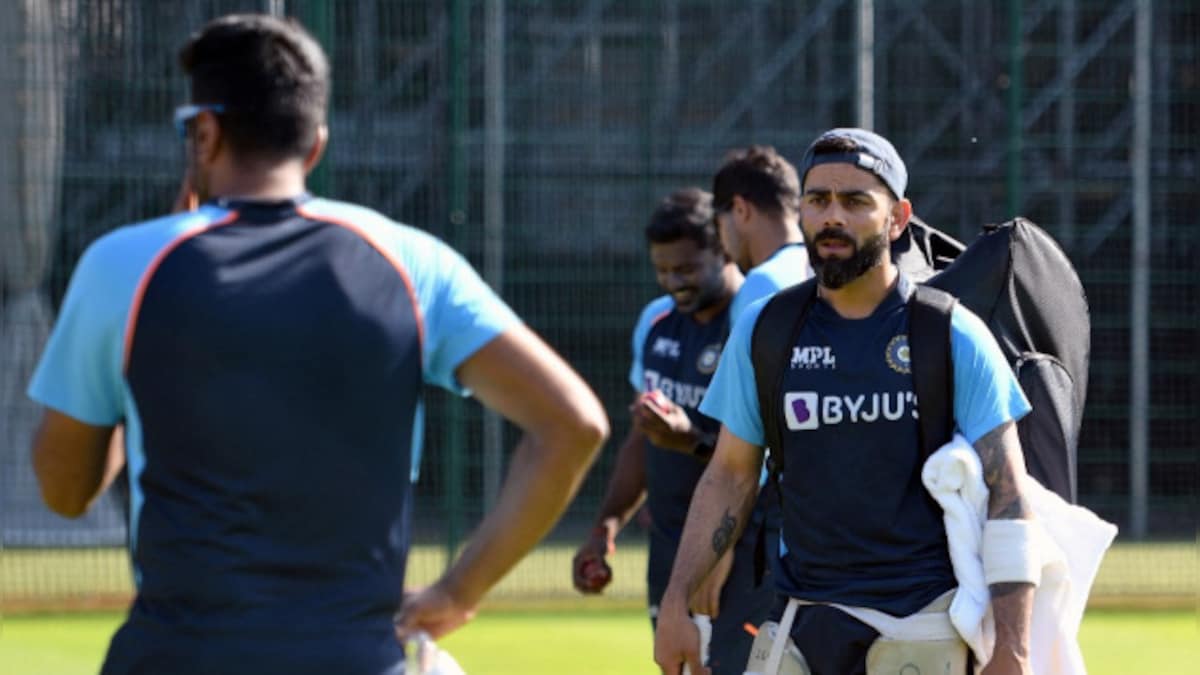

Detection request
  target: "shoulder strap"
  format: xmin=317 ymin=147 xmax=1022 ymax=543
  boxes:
xmin=751 ymin=278 xmax=819 ymax=475
xmin=908 ymin=284 xmax=957 ymax=459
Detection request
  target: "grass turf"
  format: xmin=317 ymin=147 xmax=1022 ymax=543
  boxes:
xmin=3 ymin=540 xmax=1196 ymax=610
xmin=2 ymin=607 xmax=1196 ymax=674
xmin=2 ymin=540 xmax=1194 ymax=672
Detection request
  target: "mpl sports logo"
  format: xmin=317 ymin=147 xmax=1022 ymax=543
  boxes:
xmin=651 ymin=337 xmax=681 ymax=359
xmin=790 ymin=345 xmax=836 ymax=369
xmin=783 ymin=390 xmax=919 ymax=430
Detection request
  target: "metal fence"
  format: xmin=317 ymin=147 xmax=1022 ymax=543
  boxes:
xmin=1 ymin=0 xmax=1195 ymax=608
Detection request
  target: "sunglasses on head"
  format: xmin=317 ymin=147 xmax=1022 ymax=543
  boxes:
xmin=173 ymin=103 xmax=225 ymax=139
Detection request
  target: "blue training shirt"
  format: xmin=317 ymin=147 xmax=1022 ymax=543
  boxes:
xmin=627 ymin=295 xmax=731 ymax=589
xmin=28 ymin=195 xmax=518 ymax=674
xmin=628 ymin=294 xmax=676 ymax=392
xmin=701 ymin=278 xmax=1029 ymax=447
xmin=729 ymin=242 xmax=811 ymax=323
xmin=699 ymin=272 xmax=1030 ymax=616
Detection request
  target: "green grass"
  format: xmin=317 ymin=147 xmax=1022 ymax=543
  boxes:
xmin=2 ymin=608 xmax=1197 ymax=674
xmin=1076 ymin=609 xmax=1200 ymax=673
xmin=3 ymin=540 xmax=1195 ymax=609
xmin=2 ymin=540 xmax=1195 ymax=673
xmin=0 ymin=613 xmax=125 ymax=674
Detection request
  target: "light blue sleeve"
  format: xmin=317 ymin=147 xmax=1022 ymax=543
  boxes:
xmin=27 ymin=237 xmax=128 ymax=425
xmin=698 ymin=296 xmax=769 ymax=446
xmin=730 ymin=272 xmax=778 ymax=326
xmin=730 ymin=245 xmax=811 ymax=324
xmin=418 ymin=241 xmax=522 ymax=394
xmin=300 ymin=198 xmax=522 ymax=396
xmin=628 ymin=295 xmax=673 ymax=391
xmin=950 ymin=304 xmax=1032 ymax=443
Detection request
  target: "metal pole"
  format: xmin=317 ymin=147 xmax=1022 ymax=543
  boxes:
xmin=1057 ymin=0 xmax=1077 ymax=251
xmin=856 ymin=0 xmax=874 ymax=130
xmin=751 ymin=1 xmax=765 ymax=134
xmin=481 ymin=0 xmax=506 ymax=510
xmin=1006 ymin=0 xmax=1023 ymax=217
xmin=1129 ymin=0 xmax=1152 ymax=540
xmin=443 ymin=0 xmax=470 ymax=558
xmin=295 ymin=0 xmax=333 ymax=197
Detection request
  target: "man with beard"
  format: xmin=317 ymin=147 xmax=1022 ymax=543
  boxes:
xmin=572 ymin=188 xmax=775 ymax=674
xmin=709 ymin=145 xmax=811 ymax=323
xmin=654 ymin=129 xmax=1036 ymax=675
xmin=27 ymin=14 xmax=609 ymax=674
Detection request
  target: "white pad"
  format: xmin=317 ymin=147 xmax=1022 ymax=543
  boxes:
xmin=682 ymin=614 xmax=712 ymax=675
xmin=982 ymin=518 xmax=1042 ymax=587
xmin=405 ymin=631 xmax=466 ymax=675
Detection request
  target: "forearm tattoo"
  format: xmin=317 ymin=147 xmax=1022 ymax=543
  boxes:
xmin=711 ymin=509 xmax=736 ymax=555
xmin=974 ymin=422 xmax=1033 ymax=520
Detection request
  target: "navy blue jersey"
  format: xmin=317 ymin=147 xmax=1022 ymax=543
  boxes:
xmin=30 ymin=195 xmax=519 ymax=674
xmin=771 ymin=277 xmax=950 ymax=614
xmin=631 ymin=297 xmax=777 ymax=673
xmin=634 ymin=302 xmax=729 ymax=555
xmin=700 ymin=273 xmax=1030 ymax=618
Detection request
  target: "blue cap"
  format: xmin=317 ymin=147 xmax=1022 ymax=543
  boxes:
xmin=799 ymin=128 xmax=908 ymax=199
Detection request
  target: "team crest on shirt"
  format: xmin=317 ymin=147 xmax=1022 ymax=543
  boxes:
xmin=696 ymin=343 xmax=723 ymax=374
xmin=886 ymin=334 xmax=911 ymax=374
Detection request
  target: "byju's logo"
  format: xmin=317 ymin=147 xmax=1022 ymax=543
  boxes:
xmin=782 ymin=390 xmax=918 ymax=431
xmin=790 ymin=345 xmax=836 ymax=369
xmin=643 ymin=370 xmax=707 ymax=409
xmin=783 ymin=392 xmax=819 ymax=430
xmin=651 ymin=337 xmax=681 ymax=358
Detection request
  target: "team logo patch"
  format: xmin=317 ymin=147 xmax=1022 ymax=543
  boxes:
xmin=697 ymin=343 xmax=722 ymax=374
xmin=886 ymin=334 xmax=911 ymax=374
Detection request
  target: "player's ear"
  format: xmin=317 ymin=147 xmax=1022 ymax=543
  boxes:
xmin=731 ymin=194 xmax=752 ymax=224
xmin=192 ymin=110 xmax=223 ymax=164
xmin=304 ymin=124 xmax=328 ymax=174
xmin=887 ymin=197 xmax=912 ymax=242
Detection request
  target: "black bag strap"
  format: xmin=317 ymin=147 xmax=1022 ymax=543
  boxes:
xmin=751 ymin=278 xmax=819 ymax=476
xmin=908 ymin=284 xmax=957 ymax=459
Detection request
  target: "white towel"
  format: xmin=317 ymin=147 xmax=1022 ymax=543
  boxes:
xmin=922 ymin=434 xmax=1118 ymax=674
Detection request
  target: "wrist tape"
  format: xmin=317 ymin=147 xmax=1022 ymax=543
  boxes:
xmin=981 ymin=519 xmax=1042 ymax=587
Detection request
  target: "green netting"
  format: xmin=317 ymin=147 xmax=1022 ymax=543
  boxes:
xmin=1 ymin=0 xmax=1195 ymax=611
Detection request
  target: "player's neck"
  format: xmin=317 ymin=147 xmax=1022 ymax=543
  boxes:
xmin=205 ymin=159 xmax=309 ymax=203
xmin=749 ymin=219 xmax=803 ymax=268
xmin=691 ymin=292 xmax=734 ymax=324
xmin=692 ymin=265 xmax=743 ymax=324
xmin=817 ymin=263 xmax=898 ymax=319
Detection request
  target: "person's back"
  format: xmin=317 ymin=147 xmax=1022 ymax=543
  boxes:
xmin=29 ymin=15 xmax=608 ymax=675
xmin=107 ymin=199 xmax=442 ymax=619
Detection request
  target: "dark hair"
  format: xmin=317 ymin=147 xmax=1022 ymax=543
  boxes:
xmin=644 ymin=188 xmax=719 ymax=252
xmin=809 ymin=135 xmax=860 ymax=156
xmin=179 ymin=14 xmax=329 ymax=162
xmin=711 ymin=145 xmax=801 ymax=217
